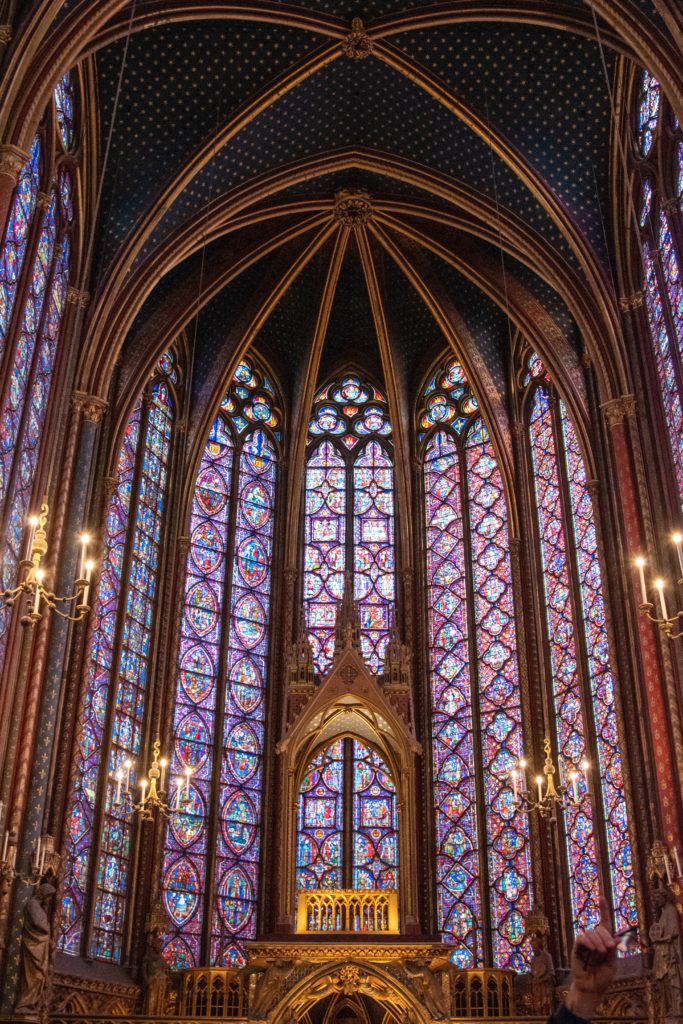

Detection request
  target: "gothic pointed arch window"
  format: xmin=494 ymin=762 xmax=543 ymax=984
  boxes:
xmin=296 ymin=738 xmax=399 ymax=893
xmin=419 ymin=357 xmax=531 ymax=970
xmin=634 ymin=69 xmax=683 ymax=505
xmin=521 ymin=352 xmax=637 ymax=936
xmin=0 ymin=74 xmax=80 ymax=673
xmin=160 ymin=358 xmax=281 ymax=970
xmin=59 ymin=352 xmax=179 ymax=962
xmin=304 ymin=374 xmax=395 ymax=674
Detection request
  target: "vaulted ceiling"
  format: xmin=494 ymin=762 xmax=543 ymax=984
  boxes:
xmin=66 ymin=0 xmax=666 ymax=432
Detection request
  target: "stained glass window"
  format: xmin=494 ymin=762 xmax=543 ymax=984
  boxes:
xmin=420 ymin=357 xmax=531 ymax=970
xmin=59 ymin=355 xmax=177 ymax=960
xmin=162 ymin=358 xmax=279 ymax=969
xmin=296 ymin=739 xmax=398 ymax=892
xmin=0 ymin=137 xmax=40 ymax=371
xmin=637 ymin=69 xmax=660 ymax=156
xmin=526 ymin=354 xmax=636 ymax=935
xmin=304 ymin=375 xmax=395 ymax=673
xmin=54 ymin=71 xmax=75 ymax=149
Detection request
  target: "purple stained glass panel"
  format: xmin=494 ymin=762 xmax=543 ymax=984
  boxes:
xmin=529 ymin=388 xmax=599 ymax=931
xmin=211 ymin=428 xmax=275 ymax=967
xmin=59 ymin=401 xmax=143 ymax=954
xmin=638 ymin=70 xmax=660 ymax=156
xmin=424 ymin=429 xmax=481 ymax=966
xmin=297 ymin=740 xmax=343 ymax=890
xmin=304 ymin=441 xmax=345 ymax=673
xmin=0 ymin=137 xmax=40 ymax=372
xmin=466 ymin=421 xmax=531 ymax=970
xmin=352 ymin=741 xmax=398 ymax=890
xmin=54 ymin=71 xmax=75 ymax=149
xmin=91 ymin=381 xmax=174 ymax=961
xmin=560 ymin=405 xmax=637 ymax=934
xmin=353 ymin=441 xmax=395 ymax=672
xmin=162 ymin=416 xmax=232 ymax=969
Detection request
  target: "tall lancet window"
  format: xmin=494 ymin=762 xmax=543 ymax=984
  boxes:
xmin=296 ymin=739 xmax=399 ymax=892
xmin=0 ymin=74 xmax=78 ymax=673
xmin=419 ymin=357 xmax=531 ymax=970
xmin=523 ymin=353 xmax=637 ymax=936
xmin=161 ymin=359 xmax=280 ymax=969
xmin=304 ymin=375 xmax=395 ymax=674
xmin=635 ymin=70 xmax=683 ymax=505
xmin=59 ymin=353 xmax=178 ymax=962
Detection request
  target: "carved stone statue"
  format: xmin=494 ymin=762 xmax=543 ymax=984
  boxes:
xmin=251 ymin=958 xmax=304 ymax=1019
xmin=649 ymin=886 xmax=683 ymax=1022
xmin=141 ymin=926 xmax=170 ymax=1015
xmin=14 ymin=881 xmax=56 ymax=1019
xmin=402 ymin=957 xmax=449 ymax=1020
xmin=529 ymin=933 xmax=555 ymax=1015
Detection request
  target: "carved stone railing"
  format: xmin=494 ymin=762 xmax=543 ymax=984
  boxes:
xmin=180 ymin=968 xmax=247 ymax=1018
xmin=296 ymin=888 xmax=399 ymax=933
xmin=450 ymin=968 xmax=515 ymax=1017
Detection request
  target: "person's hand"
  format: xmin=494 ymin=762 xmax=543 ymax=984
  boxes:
xmin=565 ymin=896 xmax=617 ymax=1020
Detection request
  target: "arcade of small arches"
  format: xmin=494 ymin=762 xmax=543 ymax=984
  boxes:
xmin=0 ymin=4 xmax=681 ymax=1024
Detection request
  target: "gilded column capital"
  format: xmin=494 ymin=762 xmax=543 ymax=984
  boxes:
xmin=0 ymin=143 xmax=28 ymax=184
xmin=585 ymin=478 xmax=600 ymax=498
xmin=618 ymin=291 xmax=644 ymax=313
xmin=0 ymin=26 xmax=12 ymax=45
xmin=177 ymin=535 xmax=190 ymax=559
xmin=36 ymin=191 xmax=51 ymax=211
xmin=72 ymin=391 xmax=107 ymax=423
xmin=103 ymin=475 xmax=118 ymax=505
xmin=600 ymin=394 xmax=637 ymax=425
xmin=341 ymin=17 xmax=373 ymax=60
xmin=66 ymin=286 xmax=90 ymax=309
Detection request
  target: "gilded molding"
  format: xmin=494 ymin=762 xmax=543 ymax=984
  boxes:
xmin=0 ymin=143 xmax=28 ymax=183
xmin=36 ymin=191 xmax=51 ymax=211
xmin=72 ymin=390 xmax=107 ymax=423
xmin=618 ymin=290 xmax=644 ymax=312
xmin=341 ymin=17 xmax=373 ymax=60
xmin=66 ymin=286 xmax=90 ymax=308
xmin=334 ymin=188 xmax=373 ymax=226
xmin=600 ymin=394 xmax=636 ymax=425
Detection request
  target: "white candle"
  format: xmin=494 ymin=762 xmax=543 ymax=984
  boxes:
xmin=78 ymin=533 xmax=90 ymax=579
xmin=635 ymin=557 xmax=647 ymax=604
xmin=511 ymin=770 xmax=518 ymax=803
xmin=175 ymin=778 xmax=183 ymax=811
xmin=184 ymin=767 xmax=192 ymax=800
xmin=673 ymin=534 xmax=683 ymax=580
xmin=34 ymin=570 xmax=44 ymax=615
xmin=665 ymin=853 xmax=673 ymax=884
xmin=2 ymin=831 xmax=8 ymax=862
xmin=140 ymin=780 xmax=148 ymax=807
xmin=569 ymin=771 xmax=579 ymax=803
xmin=159 ymin=758 xmax=167 ymax=793
xmin=673 ymin=846 xmax=682 ymax=878
xmin=519 ymin=759 xmax=527 ymax=792
xmin=24 ymin=516 xmax=39 ymax=561
xmin=655 ymin=579 xmax=668 ymax=620
xmin=0 ymin=801 xmax=4 ymax=829
xmin=536 ymin=776 xmax=543 ymax=804
xmin=125 ymin=759 xmax=132 ymax=791
xmin=35 ymin=837 xmax=41 ymax=870
xmin=114 ymin=770 xmax=123 ymax=806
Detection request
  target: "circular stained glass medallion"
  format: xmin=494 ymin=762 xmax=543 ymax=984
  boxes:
xmin=169 ymin=784 xmax=205 ymax=848
xmin=196 ymin=465 xmax=228 ymax=515
xmin=222 ymin=792 xmax=257 ymax=854
xmin=237 ymin=536 xmax=268 ymax=587
xmin=241 ymin=480 xmax=270 ymax=528
xmin=229 ymin=658 xmax=263 ymax=713
xmin=217 ymin=867 xmax=253 ymax=931
xmin=175 ymin=711 xmax=210 ymax=772
xmin=163 ymin=858 xmax=200 ymax=926
xmin=191 ymin=521 xmax=223 ymax=573
xmin=226 ymin=723 xmax=260 ymax=783
xmin=180 ymin=644 xmax=214 ymax=703
xmin=186 ymin=581 xmax=219 ymax=637
xmin=234 ymin=594 xmax=265 ymax=648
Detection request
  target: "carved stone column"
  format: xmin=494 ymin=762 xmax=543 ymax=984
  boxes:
xmin=0 ymin=394 xmax=106 ymax=1012
xmin=600 ymin=394 xmax=683 ymax=884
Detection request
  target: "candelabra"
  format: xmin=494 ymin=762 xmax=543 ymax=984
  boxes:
xmin=0 ymin=823 xmax=62 ymax=887
xmin=510 ymin=738 xmax=589 ymax=820
xmin=113 ymin=740 xmax=192 ymax=822
xmin=633 ymin=535 xmax=683 ymax=638
xmin=0 ymin=504 xmax=94 ymax=623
